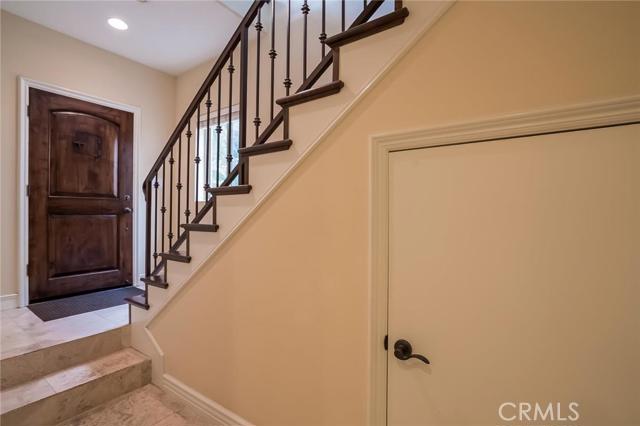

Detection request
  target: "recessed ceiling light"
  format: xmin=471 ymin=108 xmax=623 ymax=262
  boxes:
xmin=108 ymin=18 xmax=128 ymax=31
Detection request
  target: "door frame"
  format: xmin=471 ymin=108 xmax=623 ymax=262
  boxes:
xmin=18 ymin=77 xmax=143 ymax=307
xmin=368 ymin=95 xmax=640 ymax=426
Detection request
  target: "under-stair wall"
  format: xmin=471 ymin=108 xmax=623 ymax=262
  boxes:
xmin=129 ymin=0 xmax=452 ymax=388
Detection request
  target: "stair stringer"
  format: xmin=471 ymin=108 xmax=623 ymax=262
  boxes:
xmin=130 ymin=0 xmax=454 ymax=388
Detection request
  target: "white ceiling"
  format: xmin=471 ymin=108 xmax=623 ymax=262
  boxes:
xmin=1 ymin=1 xmax=253 ymax=75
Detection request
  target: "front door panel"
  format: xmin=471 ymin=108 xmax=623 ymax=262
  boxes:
xmin=29 ymin=88 xmax=133 ymax=302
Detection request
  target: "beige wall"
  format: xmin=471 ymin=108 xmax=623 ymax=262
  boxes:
xmin=176 ymin=59 xmax=212 ymax=121
xmin=151 ymin=2 xmax=640 ymax=425
xmin=0 ymin=11 xmax=177 ymax=297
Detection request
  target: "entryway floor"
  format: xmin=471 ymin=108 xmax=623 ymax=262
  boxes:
xmin=1 ymin=305 xmax=128 ymax=360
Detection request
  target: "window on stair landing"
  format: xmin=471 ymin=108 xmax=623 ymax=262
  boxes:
xmin=195 ymin=105 xmax=240 ymax=201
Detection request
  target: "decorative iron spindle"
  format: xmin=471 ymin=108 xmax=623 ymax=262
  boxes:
xmin=284 ymin=0 xmax=292 ymax=95
xmin=185 ymin=120 xmax=192 ymax=224
xmin=302 ymin=0 xmax=309 ymax=80
xmin=239 ymin=27 xmax=249 ymax=185
xmin=204 ymin=89 xmax=212 ymax=196
xmin=269 ymin=0 xmax=277 ymax=120
xmin=227 ymin=55 xmax=235 ymax=174
xmin=194 ymin=105 xmax=201 ymax=216
xmin=320 ymin=0 xmax=326 ymax=58
xmin=216 ymin=77 xmax=222 ymax=186
xmin=168 ymin=147 xmax=174 ymax=247
xmin=153 ymin=174 xmax=159 ymax=267
xmin=254 ymin=9 xmax=262 ymax=141
xmin=176 ymin=134 xmax=182 ymax=238
xmin=161 ymin=162 xmax=166 ymax=254
xmin=342 ymin=0 xmax=345 ymax=32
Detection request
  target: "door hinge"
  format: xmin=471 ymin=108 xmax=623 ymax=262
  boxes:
xmin=384 ymin=335 xmax=388 ymax=351
xmin=26 ymin=263 xmax=30 ymax=276
xmin=26 ymin=184 xmax=30 ymax=197
xmin=27 ymin=104 xmax=30 ymax=117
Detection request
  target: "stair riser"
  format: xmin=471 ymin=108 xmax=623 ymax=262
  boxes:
xmin=0 ymin=359 xmax=150 ymax=426
xmin=0 ymin=328 xmax=125 ymax=390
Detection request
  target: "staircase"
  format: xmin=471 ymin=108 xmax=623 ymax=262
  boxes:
xmin=0 ymin=327 xmax=150 ymax=426
xmin=126 ymin=0 xmax=451 ymax=385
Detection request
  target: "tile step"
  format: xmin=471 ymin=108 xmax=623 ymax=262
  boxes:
xmin=1 ymin=327 xmax=126 ymax=390
xmin=0 ymin=348 xmax=151 ymax=426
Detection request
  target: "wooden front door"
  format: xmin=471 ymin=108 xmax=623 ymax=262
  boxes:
xmin=28 ymin=88 xmax=134 ymax=302
xmin=387 ymin=124 xmax=640 ymax=425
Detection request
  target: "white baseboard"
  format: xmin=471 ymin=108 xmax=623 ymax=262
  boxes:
xmin=162 ymin=374 xmax=253 ymax=426
xmin=1 ymin=294 xmax=19 ymax=311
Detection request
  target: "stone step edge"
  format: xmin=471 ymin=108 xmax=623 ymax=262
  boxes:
xmin=1 ymin=327 xmax=127 ymax=390
xmin=0 ymin=348 xmax=150 ymax=418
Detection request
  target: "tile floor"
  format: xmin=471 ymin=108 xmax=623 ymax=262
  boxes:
xmin=56 ymin=384 xmax=220 ymax=426
xmin=1 ymin=305 xmax=129 ymax=360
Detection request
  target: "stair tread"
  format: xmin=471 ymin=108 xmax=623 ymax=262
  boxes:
xmin=181 ymin=223 xmax=219 ymax=232
xmin=325 ymin=7 xmax=410 ymax=48
xmin=125 ymin=294 xmax=150 ymax=310
xmin=141 ymin=275 xmax=168 ymax=289
xmin=276 ymin=80 xmax=344 ymax=108
xmin=159 ymin=251 xmax=191 ymax=263
xmin=207 ymin=184 xmax=252 ymax=195
xmin=0 ymin=348 xmax=149 ymax=415
xmin=239 ymin=139 xmax=293 ymax=157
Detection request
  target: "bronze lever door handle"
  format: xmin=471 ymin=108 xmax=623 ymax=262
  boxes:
xmin=394 ymin=339 xmax=430 ymax=364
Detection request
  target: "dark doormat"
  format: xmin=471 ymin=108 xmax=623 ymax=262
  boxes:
xmin=28 ymin=286 xmax=143 ymax=321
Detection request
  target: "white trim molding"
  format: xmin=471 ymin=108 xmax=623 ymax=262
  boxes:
xmin=1 ymin=294 xmax=19 ymax=311
xmin=368 ymin=95 xmax=640 ymax=426
xmin=17 ymin=77 xmax=143 ymax=307
xmin=162 ymin=374 xmax=254 ymax=426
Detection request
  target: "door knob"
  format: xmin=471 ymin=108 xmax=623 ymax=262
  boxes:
xmin=123 ymin=207 xmax=133 ymax=213
xmin=393 ymin=339 xmax=430 ymax=364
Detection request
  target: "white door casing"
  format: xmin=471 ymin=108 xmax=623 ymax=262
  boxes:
xmin=369 ymin=96 xmax=640 ymax=426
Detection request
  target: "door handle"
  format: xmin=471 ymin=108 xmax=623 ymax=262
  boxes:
xmin=393 ymin=339 xmax=430 ymax=364
xmin=123 ymin=207 xmax=133 ymax=214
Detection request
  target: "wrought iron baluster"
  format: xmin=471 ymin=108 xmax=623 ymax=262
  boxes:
xmin=161 ymin=162 xmax=166 ymax=254
xmin=239 ymin=27 xmax=249 ymax=185
xmin=176 ymin=134 xmax=182 ymax=238
xmin=227 ymin=54 xmax=235 ymax=175
xmin=269 ymin=0 xmax=277 ymax=120
xmin=216 ymin=76 xmax=222 ymax=187
xmin=342 ymin=0 xmax=345 ymax=32
xmin=254 ymin=9 xmax=262 ymax=141
xmin=168 ymin=147 xmax=174 ymax=248
xmin=153 ymin=174 xmax=159 ymax=268
xmin=194 ymin=104 xmax=201 ymax=216
xmin=284 ymin=0 xmax=291 ymax=95
xmin=185 ymin=121 xmax=192 ymax=226
xmin=302 ymin=0 xmax=309 ymax=80
xmin=320 ymin=0 xmax=326 ymax=58
xmin=204 ymin=89 xmax=212 ymax=198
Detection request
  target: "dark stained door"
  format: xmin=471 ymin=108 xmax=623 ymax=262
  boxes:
xmin=28 ymin=88 xmax=134 ymax=302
